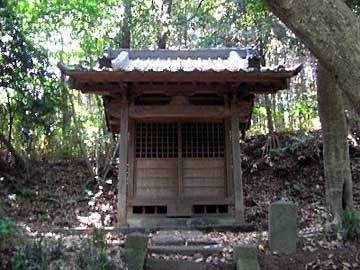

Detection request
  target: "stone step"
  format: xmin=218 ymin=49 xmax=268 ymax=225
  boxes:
xmin=151 ymin=230 xmax=219 ymax=246
xmin=186 ymin=239 xmax=219 ymax=246
xmin=148 ymin=245 xmax=223 ymax=257
xmin=152 ymin=238 xmax=185 ymax=246
xmin=146 ymin=258 xmax=235 ymax=270
xmin=151 ymin=238 xmax=219 ymax=246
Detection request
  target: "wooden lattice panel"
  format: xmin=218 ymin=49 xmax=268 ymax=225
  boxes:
xmin=181 ymin=122 xmax=224 ymax=158
xmin=135 ymin=122 xmax=178 ymax=158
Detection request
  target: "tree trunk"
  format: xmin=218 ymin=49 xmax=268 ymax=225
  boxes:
xmin=261 ymin=0 xmax=360 ymax=115
xmin=69 ymin=93 xmax=94 ymax=176
xmin=59 ymin=35 xmax=71 ymax=142
xmin=121 ymin=0 xmax=132 ymax=48
xmin=265 ymin=94 xmax=274 ymax=134
xmin=61 ymin=73 xmax=70 ymax=139
xmin=158 ymin=0 xmax=173 ymax=49
xmin=102 ymin=135 xmax=120 ymax=180
xmin=317 ymin=64 xmax=353 ymax=221
xmin=5 ymin=88 xmax=14 ymax=162
xmin=0 ymin=132 xmax=27 ymax=170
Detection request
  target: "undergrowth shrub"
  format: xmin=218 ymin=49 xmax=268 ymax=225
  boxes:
xmin=12 ymin=237 xmax=65 ymax=270
xmin=255 ymin=224 xmax=265 ymax=251
xmin=342 ymin=209 xmax=360 ymax=242
xmin=8 ymin=229 xmax=118 ymax=270
xmin=268 ymin=135 xmax=318 ymax=160
xmin=0 ymin=217 xmax=23 ymax=251
xmin=76 ymin=228 xmax=115 ymax=270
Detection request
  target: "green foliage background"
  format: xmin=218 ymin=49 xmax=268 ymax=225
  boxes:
xmin=1 ymin=0 xmax=346 ymax=163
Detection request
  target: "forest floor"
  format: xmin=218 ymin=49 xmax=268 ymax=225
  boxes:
xmin=1 ymin=130 xmax=360 ymax=269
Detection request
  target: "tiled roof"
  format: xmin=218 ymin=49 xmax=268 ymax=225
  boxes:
xmin=58 ymin=48 xmax=302 ymax=87
xmin=98 ymin=48 xmax=284 ymax=73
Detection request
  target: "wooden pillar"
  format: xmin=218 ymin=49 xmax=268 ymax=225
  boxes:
xmin=127 ymin=120 xmax=135 ymax=200
xmin=231 ymin=99 xmax=245 ymax=223
xmin=224 ymin=119 xmax=233 ymax=198
xmin=177 ymin=122 xmax=183 ymax=196
xmin=117 ymin=103 xmax=129 ymax=225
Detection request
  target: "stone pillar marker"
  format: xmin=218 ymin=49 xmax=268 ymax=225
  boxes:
xmin=269 ymin=201 xmax=297 ymax=254
xmin=123 ymin=233 xmax=149 ymax=270
xmin=234 ymin=244 xmax=260 ymax=270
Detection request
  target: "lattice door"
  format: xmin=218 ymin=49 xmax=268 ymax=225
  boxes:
xmin=180 ymin=122 xmax=225 ymax=197
xmin=134 ymin=121 xmax=226 ymax=200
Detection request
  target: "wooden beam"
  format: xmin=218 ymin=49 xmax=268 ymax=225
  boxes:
xmin=112 ymin=104 xmax=232 ymax=119
xmin=65 ymin=70 xmax=296 ymax=83
xmin=74 ymin=81 xmax=128 ymax=94
xmin=131 ymin=82 xmax=231 ymax=94
xmin=106 ymin=103 xmax=253 ymax=132
xmin=230 ymin=99 xmax=244 ymax=224
xmin=117 ymin=103 xmax=129 ymax=225
xmin=72 ymin=80 xmax=287 ymax=94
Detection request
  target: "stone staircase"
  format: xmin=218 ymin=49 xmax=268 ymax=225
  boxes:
xmin=145 ymin=230 xmax=235 ymax=270
xmin=122 ymin=229 xmax=262 ymax=270
xmin=122 ymin=201 xmax=297 ymax=270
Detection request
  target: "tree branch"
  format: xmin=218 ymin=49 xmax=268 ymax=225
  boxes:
xmin=186 ymin=0 xmax=205 ymax=23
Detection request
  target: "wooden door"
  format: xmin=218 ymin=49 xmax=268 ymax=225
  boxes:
xmin=132 ymin=121 xmax=226 ymax=214
xmin=181 ymin=122 xmax=225 ymax=197
xmin=134 ymin=122 xmax=178 ymax=199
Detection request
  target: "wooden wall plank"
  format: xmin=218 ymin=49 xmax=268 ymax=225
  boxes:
xmin=182 ymin=159 xmax=224 ymax=168
xmin=135 ymin=159 xmax=178 ymax=169
xmin=134 ymin=159 xmax=177 ymax=199
xmin=136 ymin=169 xmax=178 ymax=178
xmin=183 ymin=178 xmax=225 ymax=187
xmin=182 ymin=158 xmax=226 ymax=198
xmin=136 ymin=188 xmax=177 ymax=198
xmin=137 ymin=179 xmax=177 ymax=188
xmin=183 ymin=169 xmax=224 ymax=178
xmin=183 ymin=187 xmax=225 ymax=197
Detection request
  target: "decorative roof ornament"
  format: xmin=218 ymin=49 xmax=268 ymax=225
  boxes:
xmin=111 ymin=51 xmax=130 ymax=71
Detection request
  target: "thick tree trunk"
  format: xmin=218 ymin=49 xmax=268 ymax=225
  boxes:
xmin=262 ymin=0 xmax=360 ymax=115
xmin=317 ymin=64 xmax=353 ymax=221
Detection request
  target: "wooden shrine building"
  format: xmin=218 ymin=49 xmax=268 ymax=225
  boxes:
xmin=59 ymin=48 xmax=301 ymax=226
